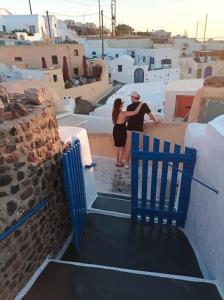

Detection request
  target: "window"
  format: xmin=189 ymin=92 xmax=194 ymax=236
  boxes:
xmin=2 ymin=25 xmax=6 ymax=32
xmin=188 ymin=68 xmax=192 ymax=74
xmin=53 ymin=75 xmax=58 ymax=82
xmin=143 ymin=56 xmax=146 ymax=63
xmin=118 ymin=65 xmax=123 ymax=72
xmin=74 ymin=50 xmax=79 ymax=56
xmin=29 ymin=25 xmax=36 ymax=34
xmin=73 ymin=68 xmax=79 ymax=75
xmin=115 ymin=54 xmax=119 ymax=58
xmin=52 ymin=55 xmax=58 ymax=65
xmin=15 ymin=57 xmax=22 ymax=62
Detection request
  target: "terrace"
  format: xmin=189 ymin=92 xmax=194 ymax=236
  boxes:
xmin=0 ymin=80 xmax=224 ymax=300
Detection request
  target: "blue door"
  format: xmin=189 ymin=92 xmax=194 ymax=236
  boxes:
xmin=134 ymin=68 xmax=144 ymax=83
xmin=63 ymin=139 xmax=87 ymax=252
xmin=204 ymin=66 xmax=212 ymax=78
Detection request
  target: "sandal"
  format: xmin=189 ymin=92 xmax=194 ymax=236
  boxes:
xmin=115 ymin=162 xmax=124 ymax=167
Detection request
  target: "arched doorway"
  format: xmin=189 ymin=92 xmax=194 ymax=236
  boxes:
xmin=204 ymin=66 xmax=212 ymax=78
xmin=134 ymin=68 xmax=144 ymax=83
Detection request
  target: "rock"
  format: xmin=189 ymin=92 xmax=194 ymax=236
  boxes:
xmin=0 ymin=191 xmax=9 ymax=198
xmin=24 ymin=88 xmax=47 ymax=105
xmin=27 ymin=152 xmax=36 ymax=163
xmin=9 ymin=127 xmax=17 ymax=136
xmin=6 ymin=144 xmax=17 ymax=153
xmin=14 ymin=161 xmax=26 ymax=171
xmin=0 ymin=166 xmax=10 ymax=173
xmin=75 ymin=98 xmax=95 ymax=115
xmin=28 ymin=199 xmax=35 ymax=208
xmin=17 ymin=171 xmax=25 ymax=181
xmin=0 ymin=86 xmax=10 ymax=110
xmin=11 ymin=185 xmax=20 ymax=194
xmin=7 ymin=201 xmax=18 ymax=216
xmin=203 ymin=76 xmax=224 ymax=87
xmin=20 ymin=187 xmax=34 ymax=201
xmin=0 ymin=174 xmax=13 ymax=186
xmin=6 ymin=153 xmax=19 ymax=163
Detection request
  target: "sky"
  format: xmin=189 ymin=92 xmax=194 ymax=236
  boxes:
xmin=1 ymin=0 xmax=224 ymax=39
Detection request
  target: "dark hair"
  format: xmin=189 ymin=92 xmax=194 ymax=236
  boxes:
xmin=112 ymin=98 xmax=123 ymax=124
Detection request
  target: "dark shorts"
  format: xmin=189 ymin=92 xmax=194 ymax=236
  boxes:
xmin=113 ymin=123 xmax=127 ymax=147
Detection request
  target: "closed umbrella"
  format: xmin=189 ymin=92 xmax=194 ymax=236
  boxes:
xmin=63 ymin=56 xmax=70 ymax=82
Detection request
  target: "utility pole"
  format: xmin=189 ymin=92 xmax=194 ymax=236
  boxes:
xmin=28 ymin=0 xmax=32 ymax=15
xmin=203 ymin=14 xmax=208 ymax=42
xmin=46 ymin=11 xmax=51 ymax=38
xmin=101 ymin=10 xmax=104 ymax=60
xmin=195 ymin=21 xmax=199 ymax=40
xmin=111 ymin=0 xmax=116 ymax=37
xmin=98 ymin=0 xmax=101 ymax=38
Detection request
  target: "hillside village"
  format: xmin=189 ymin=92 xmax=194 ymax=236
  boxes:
xmin=0 ymin=5 xmax=224 ymax=300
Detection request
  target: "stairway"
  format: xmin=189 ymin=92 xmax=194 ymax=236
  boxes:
xmin=22 ymin=193 xmax=223 ymax=300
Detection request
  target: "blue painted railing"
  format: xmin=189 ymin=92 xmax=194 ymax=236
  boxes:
xmin=0 ymin=198 xmax=48 ymax=241
xmin=131 ymin=132 xmax=197 ymax=228
xmin=63 ymin=139 xmax=87 ymax=252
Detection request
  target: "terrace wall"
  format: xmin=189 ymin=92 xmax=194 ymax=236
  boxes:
xmin=0 ymin=104 xmax=71 ymax=299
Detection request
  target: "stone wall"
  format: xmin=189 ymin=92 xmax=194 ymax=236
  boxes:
xmin=0 ymin=103 xmax=71 ymax=299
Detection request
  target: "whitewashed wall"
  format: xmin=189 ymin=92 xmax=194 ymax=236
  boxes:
xmin=164 ymin=79 xmax=204 ymax=122
xmin=59 ymin=126 xmax=97 ymax=207
xmin=184 ymin=116 xmax=224 ymax=293
xmin=12 ymin=66 xmax=44 ymax=80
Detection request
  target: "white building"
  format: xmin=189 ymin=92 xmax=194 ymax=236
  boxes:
xmin=108 ymin=55 xmax=180 ymax=84
xmin=91 ymin=81 xmax=166 ymax=120
xmin=0 ymin=14 xmax=47 ymax=40
xmin=164 ymin=78 xmax=204 ymax=122
xmin=44 ymin=15 xmax=77 ymax=42
xmin=173 ymin=37 xmax=224 ymax=57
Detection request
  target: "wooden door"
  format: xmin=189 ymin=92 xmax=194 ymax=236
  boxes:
xmin=175 ymin=95 xmax=194 ymax=118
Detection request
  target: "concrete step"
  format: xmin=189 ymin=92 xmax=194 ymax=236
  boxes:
xmin=22 ymin=260 xmax=222 ymax=300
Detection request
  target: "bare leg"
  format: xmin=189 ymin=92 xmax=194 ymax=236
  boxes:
xmin=124 ymin=131 xmax=131 ymax=166
xmin=115 ymin=147 xmax=119 ymax=165
xmin=118 ymin=147 xmax=124 ymax=164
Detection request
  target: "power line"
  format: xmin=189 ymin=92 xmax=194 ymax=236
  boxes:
xmin=48 ymin=11 xmax=99 ymax=18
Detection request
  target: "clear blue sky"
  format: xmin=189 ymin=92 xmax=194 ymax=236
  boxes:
xmin=1 ymin=0 xmax=224 ymax=39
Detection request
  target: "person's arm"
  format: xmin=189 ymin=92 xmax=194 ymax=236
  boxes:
xmin=148 ymin=111 xmax=159 ymax=123
xmin=123 ymin=102 xmax=143 ymax=117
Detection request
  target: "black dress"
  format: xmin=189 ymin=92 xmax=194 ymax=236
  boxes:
xmin=113 ymin=122 xmax=127 ymax=147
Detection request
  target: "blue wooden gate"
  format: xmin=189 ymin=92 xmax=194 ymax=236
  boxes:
xmin=131 ymin=132 xmax=196 ymax=228
xmin=63 ymin=139 xmax=87 ymax=252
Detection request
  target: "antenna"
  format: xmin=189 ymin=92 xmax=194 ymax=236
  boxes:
xmin=101 ymin=10 xmax=104 ymax=59
xmin=203 ymin=14 xmax=208 ymax=42
xmin=111 ymin=0 xmax=116 ymax=37
xmin=98 ymin=0 xmax=101 ymax=38
xmin=28 ymin=0 xmax=32 ymax=15
xmin=195 ymin=21 xmax=199 ymax=40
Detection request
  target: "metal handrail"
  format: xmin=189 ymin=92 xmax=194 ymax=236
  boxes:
xmin=166 ymin=162 xmax=219 ymax=195
xmin=0 ymin=198 xmax=48 ymax=241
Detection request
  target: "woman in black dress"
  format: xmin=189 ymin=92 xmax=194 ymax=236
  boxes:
xmin=112 ymin=98 xmax=143 ymax=166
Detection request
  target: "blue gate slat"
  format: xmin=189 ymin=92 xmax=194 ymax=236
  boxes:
xmin=141 ymin=135 xmax=150 ymax=223
xmin=131 ymin=132 xmax=140 ymax=221
xmin=63 ymin=139 xmax=87 ymax=252
xmin=132 ymin=207 xmax=182 ymax=219
xmin=131 ymin=132 xmax=197 ymax=228
xmin=167 ymin=144 xmax=181 ymax=225
xmin=68 ymin=148 xmax=82 ymax=245
xmin=158 ymin=141 xmax=170 ymax=224
xmin=73 ymin=142 xmax=86 ymax=235
xmin=63 ymin=153 xmax=81 ymax=251
xmin=72 ymin=141 xmax=87 ymax=230
xmin=70 ymin=147 xmax=83 ymax=240
xmin=150 ymin=138 xmax=160 ymax=223
xmin=177 ymin=147 xmax=197 ymax=227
